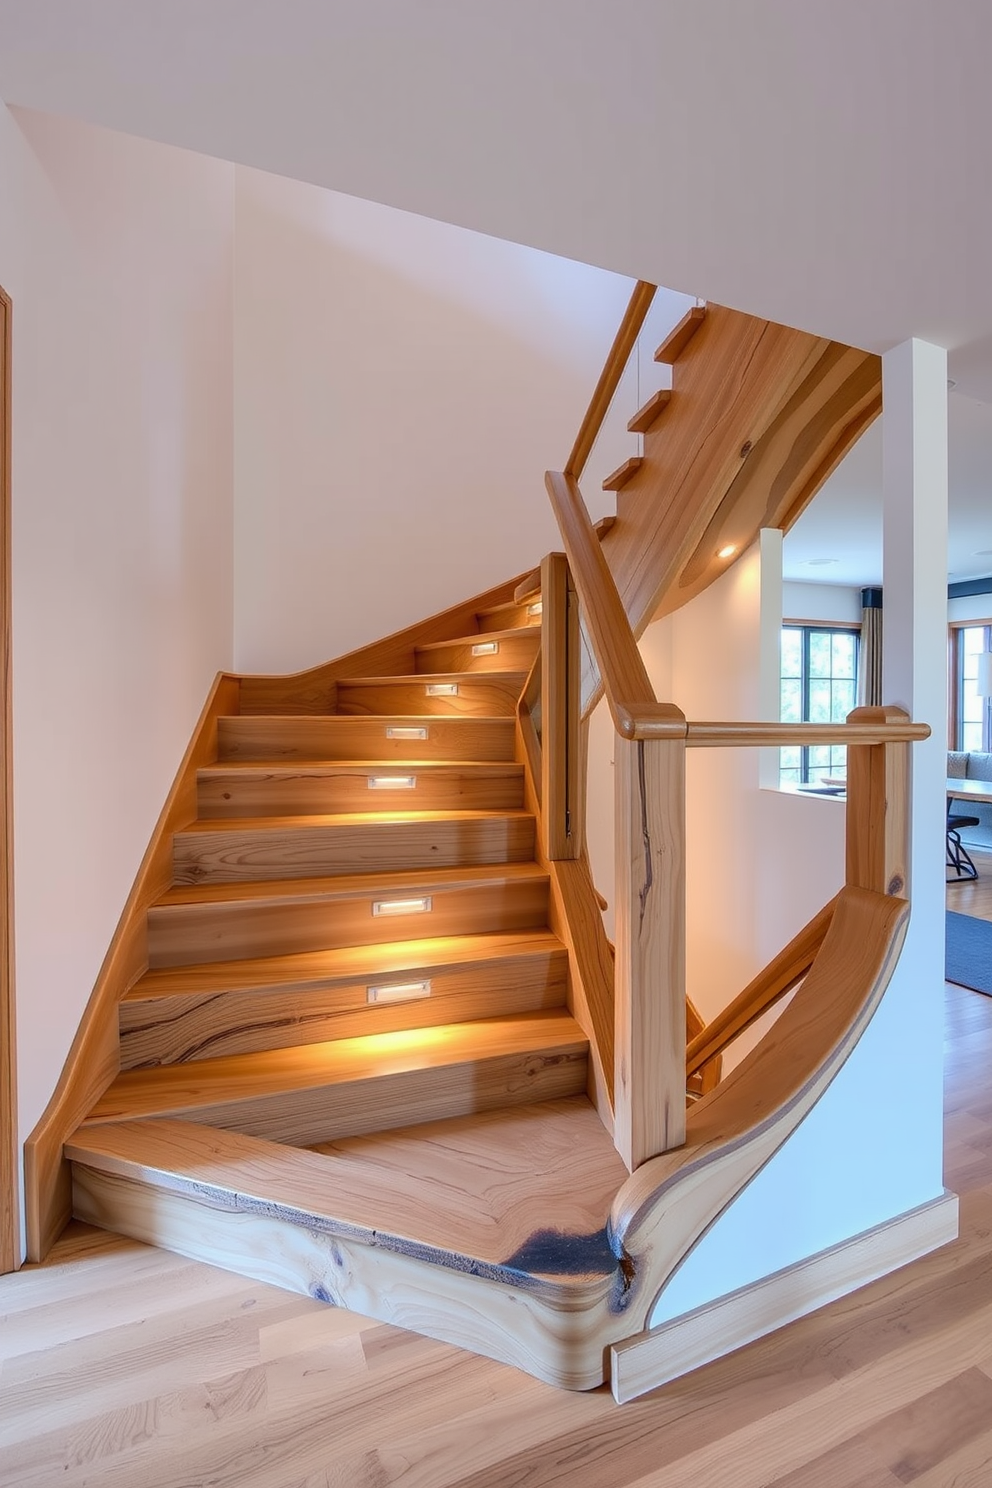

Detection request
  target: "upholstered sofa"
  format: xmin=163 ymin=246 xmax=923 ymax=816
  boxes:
xmin=948 ymin=751 xmax=992 ymax=849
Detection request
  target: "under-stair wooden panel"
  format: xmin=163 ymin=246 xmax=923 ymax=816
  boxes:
xmin=83 ymin=1011 xmax=589 ymax=1146
xmin=172 ymin=808 xmax=536 ymax=885
xmin=217 ymin=714 xmax=517 ymax=763
xmin=147 ymin=862 xmax=553 ymax=968
xmin=654 ymin=304 xmax=707 ymax=363
xmin=119 ymin=929 xmax=568 ymax=1066
xmin=414 ymin=630 xmax=539 ymax=674
xmin=336 ymin=673 xmax=526 ymax=717
xmin=196 ymin=760 xmax=525 ymax=818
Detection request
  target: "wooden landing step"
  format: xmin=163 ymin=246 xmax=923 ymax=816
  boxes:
xmin=67 ymin=1098 xmax=627 ymax=1387
xmin=217 ymin=714 xmax=517 ymax=764
xmin=197 ymin=761 xmax=526 ymax=819
xmin=654 ymin=304 xmax=707 ymax=363
xmin=415 ymin=629 xmax=539 ymax=674
xmin=172 ymin=808 xmax=537 ymax=885
xmin=83 ymin=1011 xmax=589 ymax=1146
xmin=148 ymin=861 xmax=553 ymax=967
xmin=120 ymin=929 xmax=568 ymax=1067
xmin=602 ymin=457 xmax=642 ymax=492
xmin=336 ymin=673 xmax=527 ymax=718
xmin=627 ymin=388 xmax=672 ymax=434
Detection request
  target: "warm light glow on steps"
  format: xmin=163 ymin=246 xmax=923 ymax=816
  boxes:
xmin=371 ymin=896 xmax=433 ymax=918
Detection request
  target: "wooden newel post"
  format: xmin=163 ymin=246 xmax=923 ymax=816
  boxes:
xmin=614 ymin=728 xmax=687 ymax=1170
xmin=845 ymin=705 xmax=911 ymax=898
xmin=540 ymin=553 xmax=580 ymax=861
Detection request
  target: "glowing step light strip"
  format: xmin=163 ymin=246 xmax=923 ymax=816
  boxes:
xmin=366 ymin=979 xmax=432 ymax=1005
xmin=367 ymin=775 xmax=417 ymax=790
xmin=426 ymin=683 xmax=458 ymax=697
xmin=471 ymin=641 xmax=499 ymax=656
xmin=371 ymin=895 xmax=433 ymax=918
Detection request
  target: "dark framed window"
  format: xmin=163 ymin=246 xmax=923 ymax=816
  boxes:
xmin=779 ymin=624 xmax=859 ymax=787
xmin=951 ymin=623 xmax=992 ymax=752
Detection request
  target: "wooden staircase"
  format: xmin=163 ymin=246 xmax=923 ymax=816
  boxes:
xmin=24 ymin=288 xmax=934 ymax=1399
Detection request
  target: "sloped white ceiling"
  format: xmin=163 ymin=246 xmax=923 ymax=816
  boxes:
xmin=1 ymin=0 xmax=991 ymax=398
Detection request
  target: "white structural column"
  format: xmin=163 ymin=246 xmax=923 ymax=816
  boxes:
xmin=880 ymin=338 xmax=948 ymax=1194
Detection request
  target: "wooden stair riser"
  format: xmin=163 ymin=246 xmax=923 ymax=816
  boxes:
xmin=197 ymin=763 xmax=525 ymax=819
xmin=336 ymin=674 xmax=525 ymax=718
xmin=173 ymin=812 xmax=536 ymax=886
xmin=147 ymin=870 xmax=552 ymax=968
xmin=217 ymin=715 xmax=517 ymax=764
xmin=414 ymin=632 xmax=539 ymax=675
xmin=119 ymin=942 xmax=569 ymax=1067
xmin=85 ymin=1018 xmax=590 ymax=1146
xmin=475 ymin=600 xmax=542 ymax=634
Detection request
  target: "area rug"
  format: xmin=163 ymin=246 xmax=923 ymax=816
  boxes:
xmin=946 ymin=910 xmax=992 ymax=996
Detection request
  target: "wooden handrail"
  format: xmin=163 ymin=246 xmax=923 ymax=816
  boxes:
xmin=565 ymin=281 xmax=656 ymax=482
xmin=619 ymin=716 xmax=931 ymax=747
xmin=544 ymin=471 xmax=679 ymax=740
xmin=685 ymin=899 xmax=836 ymax=1078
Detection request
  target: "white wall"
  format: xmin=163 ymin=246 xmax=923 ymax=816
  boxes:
xmin=783 ymin=580 xmax=863 ymax=625
xmin=949 ymin=591 xmax=992 ymax=624
xmin=0 ymin=106 xmax=235 ymax=1233
xmin=232 ymin=166 xmax=692 ymax=673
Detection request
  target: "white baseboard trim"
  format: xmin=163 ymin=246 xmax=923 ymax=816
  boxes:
xmin=610 ymin=1189 xmax=959 ymax=1404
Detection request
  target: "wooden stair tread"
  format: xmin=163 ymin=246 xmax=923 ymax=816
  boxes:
xmin=414 ymin=629 xmax=537 ymax=653
xmin=155 ymin=860 xmax=551 ymax=909
xmin=68 ymin=1098 xmax=626 ymax=1282
xmin=85 ymin=1011 xmax=588 ymax=1122
xmin=199 ymin=760 xmax=524 ymax=777
xmin=337 ymin=671 xmax=528 ymax=687
xmin=217 ymin=715 xmax=518 ymax=765
xmin=627 ymin=388 xmax=672 ymax=434
xmin=602 ymin=456 xmax=643 ymax=492
xmin=654 ymin=304 xmax=707 ymax=363
xmin=125 ymin=929 xmax=566 ymax=1002
xmin=177 ymin=807 xmax=536 ymax=835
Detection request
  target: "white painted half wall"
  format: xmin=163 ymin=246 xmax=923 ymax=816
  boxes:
xmin=231 ymin=166 xmax=693 ymax=673
xmin=0 ymin=106 xmax=235 ymax=1243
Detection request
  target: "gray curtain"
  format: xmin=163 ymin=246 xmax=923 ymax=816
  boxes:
xmin=857 ymin=588 xmax=882 ymax=707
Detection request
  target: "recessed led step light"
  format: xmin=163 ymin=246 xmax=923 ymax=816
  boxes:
xmin=527 ymin=601 xmax=543 ymax=617
xmin=386 ymin=725 xmax=428 ymax=740
xmin=471 ymin=641 xmax=499 ymax=656
xmin=371 ymin=896 xmax=433 ymax=918
xmin=366 ymin=979 xmax=432 ymax=1005
xmin=368 ymin=775 xmax=417 ymax=790
xmin=426 ymin=683 xmax=458 ymax=696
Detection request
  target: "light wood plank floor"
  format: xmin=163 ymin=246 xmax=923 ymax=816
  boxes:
xmin=3 ymin=952 xmax=991 ymax=1484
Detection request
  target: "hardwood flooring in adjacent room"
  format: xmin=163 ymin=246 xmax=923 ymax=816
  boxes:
xmin=2 ymin=978 xmax=991 ymax=1487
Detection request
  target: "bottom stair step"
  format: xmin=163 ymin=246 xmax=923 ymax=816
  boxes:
xmin=84 ymin=1012 xmax=589 ymax=1146
xmin=68 ymin=1099 xmax=629 ymax=1389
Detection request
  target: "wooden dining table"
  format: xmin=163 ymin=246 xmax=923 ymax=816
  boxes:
xmin=947 ymin=777 xmax=992 ymax=807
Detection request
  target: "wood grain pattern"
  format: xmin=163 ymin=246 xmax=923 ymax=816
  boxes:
xmin=613 ymin=736 xmax=686 ymax=1170
xmin=548 ymin=856 xmax=616 ymax=1115
xmin=336 ymin=672 xmax=526 ymax=718
xmin=23 ymin=669 xmax=241 ymax=1263
xmin=415 ymin=630 xmax=539 ymax=674
xmin=172 ymin=808 xmax=536 ymax=885
xmin=118 ymin=930 xmax=568 ymax=1066
xmin=2 ymin=978 xmax=986 ymax=1484
xmin=197 ymin=760 xmax=524 ymax=818
xmin=565 ymin=280 xmax=656 ymax=481
xmin=238 ymin=574 xmax=525 ymax=715
xmin=602 ymin=456 xmax=643 ymax=492
xmin=654 ymin=304 xmax=707 ymax=363
xmin=0 ymin=284 xmax=15 ymax=1275
xmin=147 ymin=862 xmax=552 ymax=968
xmin=846 ymin=707 xmax=911 ymax=898
xmin=626 ymin=388 xmax=671 ymax=435
xmin=218 ymin=712 xmax=516 ymax=763
xmin=475 ymin=599 xmax=543 ymax=634
xmin=83 ymin=1012 xmax=589 ymax=1145
xmin=685 ymin=898 xmax=836 ymax=1077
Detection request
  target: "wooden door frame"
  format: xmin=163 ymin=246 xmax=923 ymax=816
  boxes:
xmin=0 ymin=284 xmax=17 ymax=1273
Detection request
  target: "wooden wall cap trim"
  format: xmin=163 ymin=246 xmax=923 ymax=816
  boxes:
xmin=615 ymin=702 xmax=687 ymax=740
